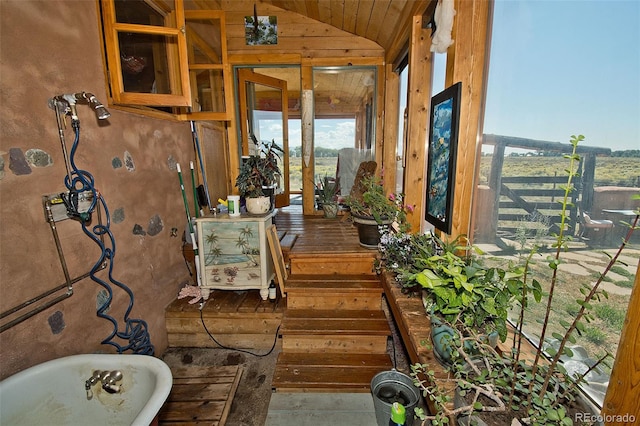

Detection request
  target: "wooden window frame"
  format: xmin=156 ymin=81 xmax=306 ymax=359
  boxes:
xmin=100 ymin=0 xmax=192 ymax=107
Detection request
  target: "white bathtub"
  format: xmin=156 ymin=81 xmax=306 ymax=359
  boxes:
xmin=0 ymin=354 xmax=172 ymax=426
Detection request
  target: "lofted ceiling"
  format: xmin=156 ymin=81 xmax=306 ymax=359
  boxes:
xmin=197 ymin=0 xmax=434 ymax=56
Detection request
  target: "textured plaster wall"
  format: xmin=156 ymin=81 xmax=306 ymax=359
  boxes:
xmin=0 ymin=1 xmax=194 ymax=379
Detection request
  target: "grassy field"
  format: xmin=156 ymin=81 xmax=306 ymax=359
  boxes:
xmin=483 ymin=246 xmax=637 ymax=374
xmin=290 ymin=155 xmax=640 ymax=191
xmin=478 ymin=156 xmax=640 ymax=187
xmin=289 ymin=157 xmax=338 ymax=192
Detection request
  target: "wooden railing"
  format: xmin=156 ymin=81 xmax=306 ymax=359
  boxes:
xmin=496 ymin=175 xmax=580 ymax=237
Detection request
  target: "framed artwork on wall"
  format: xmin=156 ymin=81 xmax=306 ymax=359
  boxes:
xmin=425 ymin=82 xmax=462 ymax=234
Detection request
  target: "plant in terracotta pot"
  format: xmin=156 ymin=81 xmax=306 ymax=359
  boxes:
xmin=315 ymin=175 xmax=340 ymax=218
xmin=409 ymin=135 xmax=639 ymax=426
xmin=235 ymin=136 xmax=283 ymax=215
xmin=345 ymin=175 xmax=413 ymax=248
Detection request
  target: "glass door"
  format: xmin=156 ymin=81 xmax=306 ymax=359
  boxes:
xmin=237 ymin=69 xmax=290 ymax=208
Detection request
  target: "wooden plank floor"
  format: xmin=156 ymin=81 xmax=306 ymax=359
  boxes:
xmin=158 ymin=365 xmax=243 ymax=426
xmin=274 ymin=209 xmax=372 ymax=255
xmin=274 ymin=209 xmax=378 ymax=275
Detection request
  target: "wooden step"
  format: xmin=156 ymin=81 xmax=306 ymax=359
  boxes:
xmin=281 ymin=309 xmax=391 ymax=336
xmin=165 ymin=291 xmax=284 ymax=350
xmin=280 ymin=309 xmax=391 ymax=354
xmin=285 ymin=274 xmax=384 ymax=310
xmin=272 ymin=352 xmax=393 ymax=392
xmin=289 ymin=252 xmax=377 ymax=275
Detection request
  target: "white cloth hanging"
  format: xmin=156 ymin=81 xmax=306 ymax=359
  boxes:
xmin=431 ymin=0 xmax=456 ymax=53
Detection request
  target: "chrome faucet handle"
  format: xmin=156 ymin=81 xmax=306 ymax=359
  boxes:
xmin=102 ymin=383 xmax=121 ymax=394
xmin=99 ymin=370 xmax=111 ymax=382
xmin=106 ymin=370 xmax=123 ymax=384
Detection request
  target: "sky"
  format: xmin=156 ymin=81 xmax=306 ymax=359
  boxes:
xmin=483 ymin=0 xmax=640 ymax=152
xmin=261 ymin=0 xmax=640 ymax=153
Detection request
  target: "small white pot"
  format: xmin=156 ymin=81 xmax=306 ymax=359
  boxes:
xmin=245 ymin=196 xmax=271 ymax=215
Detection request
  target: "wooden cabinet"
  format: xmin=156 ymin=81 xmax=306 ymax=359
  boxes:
xmin=196 ymin=212 xmax=275 ymax=300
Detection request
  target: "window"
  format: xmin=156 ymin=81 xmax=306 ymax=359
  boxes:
xmin=99 ymin=0 xmax=231 ymax=120
xmin=100 ymin=0 xmax=191 ymax=107
xmin=475 ymin=0 xmax=639 ymax=408
xmin=312 ymin=67 xmax=377 ymax=199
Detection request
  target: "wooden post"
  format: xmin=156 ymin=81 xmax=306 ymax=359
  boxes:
xmin=488 ymin=142 xmax=505 ymax=239
xmin=582 ymin=152 xmax=597 ymax=212
xmin=300 ymin=65 xmax=315 ymax=215
xmin=602 ymin=261 xmax=640 ymax=424
xmin=403 ymin=13 xmax=432 ymax=232
xmin=444 ymin=0 xmax=492 ymax=239
xmin=382 ymin=63 xmax=400 ymax=198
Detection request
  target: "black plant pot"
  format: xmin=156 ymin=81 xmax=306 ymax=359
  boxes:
xmin=352 ymin=214 xmax=390 ymax=249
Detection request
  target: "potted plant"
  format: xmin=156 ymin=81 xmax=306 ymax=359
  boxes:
xmin=386 ymin=232 xmax=527 ymax=366
xmin=345 ymin=175 xmax=413 ymax=248
xmin=408 ymin=135 xmax=639 ymax=426
xmin=235 ymin=136 xmax=283 ymax=215
xmin=315 ymin=175 xmax=340 ymax=218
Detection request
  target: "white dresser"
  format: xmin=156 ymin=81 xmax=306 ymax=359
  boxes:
xmin=195 ymin=211 xmax=275 ymax=300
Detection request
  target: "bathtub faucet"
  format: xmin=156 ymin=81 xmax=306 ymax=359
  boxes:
xmin=85 ymin=370 xmax=123 ymax=400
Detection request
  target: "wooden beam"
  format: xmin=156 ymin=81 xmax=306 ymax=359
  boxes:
xmin=403 ymin=13 xmax=433 ymax=232
xmin=382 ymin=63 xmax=400 ymax=198
xmin=374 ymin=64 xmax=385 ymax=171
xmin=300 ymin=65 xmax=315 ymax=215
xmin=444 ymin=0 xmax=491 ymax=239
xmin=603 ymin=260 xmax=640 ymax=424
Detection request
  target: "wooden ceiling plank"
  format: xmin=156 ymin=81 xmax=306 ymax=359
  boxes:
xmin=375 ymin=0 xmax=404 ymax=55
xmin=317 ymin=0 xmax=333 ymax=25
xmin=342 ymin=0 xmax=359 ymax=34
xmin=330 ymin=0 xmax=345 ymax=30
xmin=354 ymin=0 xmax=374 ymax=38
xmin=304 ymin=0 xmax=321 ymax=21
xmin=385 ymin=0 xmax=433 ymax=63
xmin=365 ymin=0 xmax=391 ymax=42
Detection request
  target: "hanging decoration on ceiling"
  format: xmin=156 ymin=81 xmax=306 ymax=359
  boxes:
xmin=245 ymin=4 xmax=278 ymax=45
xmin=431 ymin=0 xmax=456 ymax=53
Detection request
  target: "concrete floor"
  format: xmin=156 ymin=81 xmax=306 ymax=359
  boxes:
xmin=265 ymin=393 xmax=379 ymax=425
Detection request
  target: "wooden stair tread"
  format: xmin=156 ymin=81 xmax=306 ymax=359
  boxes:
xmin=281 ymin=313 xmax=390 ymax=335
xmin=272 ymin=364 xmax=390 ymax=391
xmin=285 ymin=276 xmax=383 ymax=293
xmin=279 ymin=233 xmax=298 ymax=251
xmin=277 ymin=352 xmax=393 ymax=368
xmin=286 ymin=274 xmax=381 ymax=283
xmin=281 ymin=320 xmax=390 ymax=335
xmin=283 ymin=309 xmax=386 ymax=320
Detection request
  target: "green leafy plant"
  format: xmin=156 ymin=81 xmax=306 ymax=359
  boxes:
xmin=344 ymin=175 xmax=413 ymax=232
xmin=315 ymin=175 xmax=340 ymax=205
xmin=375 ymin=230 xmax=441 ymax=277
xmin=403 ymin=235 xmax=528 ymax=343
xmin=410 ymin=135 xmax=640 ymax=425
xmin=235 ymin=136 xmax=283 ymax=198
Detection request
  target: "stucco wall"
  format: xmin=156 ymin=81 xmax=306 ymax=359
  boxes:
xmin=0 ymin=1 xmax=194 ymax=379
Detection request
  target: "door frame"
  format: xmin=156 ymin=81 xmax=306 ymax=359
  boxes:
xmin=237 ymin=68 xmax=290 ymax=207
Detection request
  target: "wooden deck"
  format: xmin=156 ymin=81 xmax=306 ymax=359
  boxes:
xmin=167 ymin=210 xmax=378 ymax=349
xmin=274 ymin=209 xmax=378 ymax=275
xmin=166 ymin=209 xmax=392 ymax=392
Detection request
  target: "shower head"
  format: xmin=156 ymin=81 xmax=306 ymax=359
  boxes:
xmin=48 ymin=92 xmax=111 ymax=121
xmin=78 ymin=92 xmax=111 ymax=120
